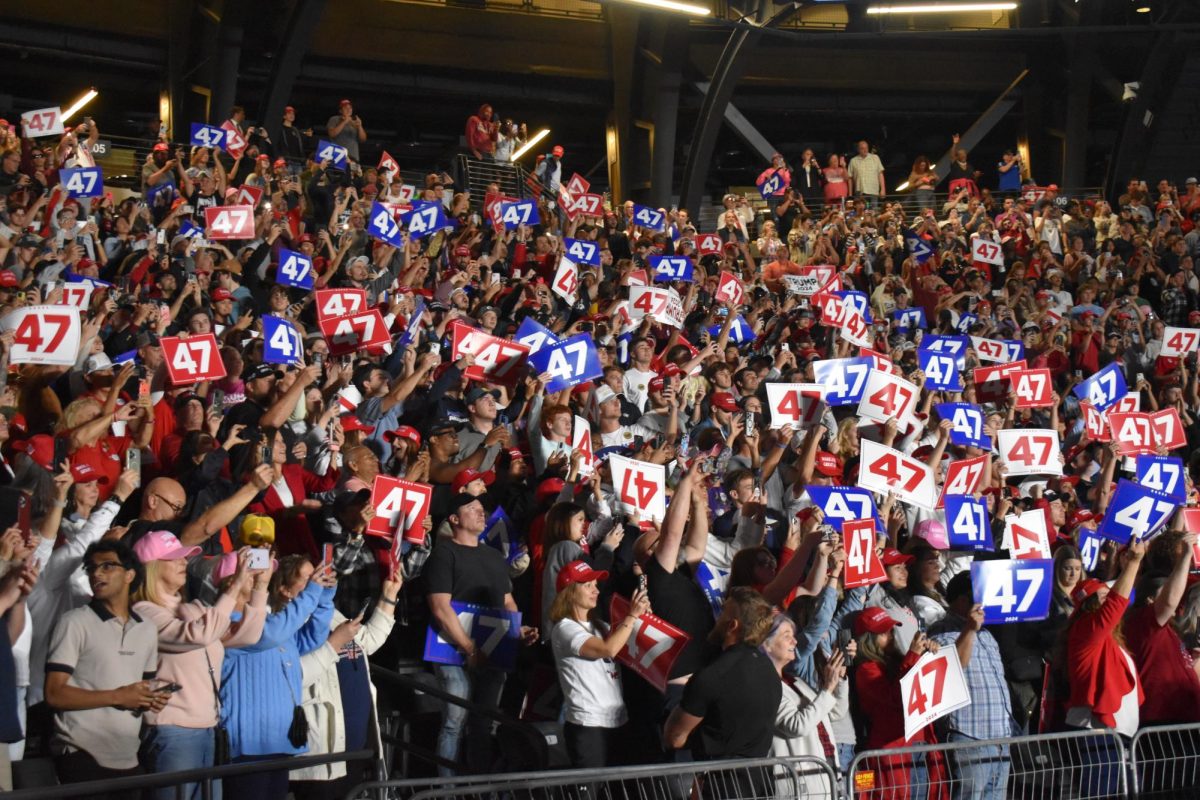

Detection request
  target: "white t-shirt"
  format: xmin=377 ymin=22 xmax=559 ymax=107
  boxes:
xmin=550 ymin=618 xmax=628 ymax=728
xmin=623 ymin=368 xmax=657 ymax=411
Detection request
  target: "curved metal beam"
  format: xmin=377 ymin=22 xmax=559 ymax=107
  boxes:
xmin=258 ymin=0 xmax=328 ymax=133
xmin=677 ymin=1 xmax=799 ymax=212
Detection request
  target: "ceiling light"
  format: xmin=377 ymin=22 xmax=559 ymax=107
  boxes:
xmin=866 ymin=3 xmax=1018 ymax=13
xmin=61 ymin=88 xmax=98 ymax=122
xmin=612 ymin=0 xmax=711 ymax=15
xmin=1135 ymin=5 xmax=1151 ymax=12
xmin=511 ymin=129 xmax=550 ymax=162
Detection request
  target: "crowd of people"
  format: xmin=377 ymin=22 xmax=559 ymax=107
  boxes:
xmin=0 ymin=93 xmax=1197 ymax=800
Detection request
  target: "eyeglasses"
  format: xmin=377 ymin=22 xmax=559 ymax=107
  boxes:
xmin=153 ymin=493 xmax=185 ymax=514
xmin=83 ymin=561 xmax=124 ymax=575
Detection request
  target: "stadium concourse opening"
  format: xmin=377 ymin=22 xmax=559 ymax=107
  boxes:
xmin=2 ymin=0 xmax=1200 ymax=797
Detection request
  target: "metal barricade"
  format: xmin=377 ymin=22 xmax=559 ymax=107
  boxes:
xmin=350 ymin=756 xmax=838 ymax=800
xmin=846 ymin=729 xmax=1129 ymax=800
xmin=1128 ymin=722 xmax=1200 ymax=798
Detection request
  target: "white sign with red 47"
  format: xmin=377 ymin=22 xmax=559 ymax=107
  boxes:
xmin=1161 ymin=327 xmax=1200 ymax=358
xmin=609 ymin=455 xmax=666 ymax=522
xmin=4 ymin=306 xmax=81 ymax=366
xmin=858 ymin=439 xmax=937 ymax=510
xmin=997 ymin=429 xmax=1062 ymax=477
xmin=857 ymin=370 xmax=920 ymax=427
xmin=21 ymin=106 xmax=63 ymax=138
xmin=161 ymin=333 xmax=227 ymax=384
xmin=901 ymin=647 xmax=972 ymax=742
xmin=970 ymin=237 xmax=1004 ymax=266
xmin=764 ymin=383 xmax=825 ymax=429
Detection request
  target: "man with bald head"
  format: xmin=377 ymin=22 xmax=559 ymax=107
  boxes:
xmin=122 ymin=463 xmax=275 ymax=554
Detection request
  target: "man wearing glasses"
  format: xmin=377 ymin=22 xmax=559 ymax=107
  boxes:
xmin=122 ymin=464 xmax=275 ymax=558
xmin=44 ymin=540 xmax=169 ymax=790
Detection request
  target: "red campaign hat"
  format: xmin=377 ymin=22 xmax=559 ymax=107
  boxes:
xmin=0 ymin=271 xmax=19 ymax=288
xmin=339 ymin=414 xmax=376 ymax=434
xmin=453 ymin=245 xmax=471 ymax=257
xmin=556 ymin=560 xmax=609 ymax=592
xmin=536 ymin=478 xmax=565 ymax=504
xmin=814 ymin=451 xmax=843 ymax=479
xmin=1156 ymin=356 xmax=1180 ymax=376
xmin=273 ymin=158 xmax=288 ymax=169
xmin=284 ymin=106 xmax=296 ymax=115
xmin=1189 ymin=310 xmax=1200 ymax=324
xmin=452 ymin=468 xmax=495 ymax=494
xmin=649 ymin=375 xmax=666 ymax=393
xmin=339 ymin=98 xmax=353 ymax=107
xmin=70 ymin=462 xmax=108 ymax=485
xmin=880 ymin=547 xmax=915 ymax=567
xmin=153 ymin=142 xmax=169 ymax=152
xmin=1069 ymin=509 xmax=1097 ymax=529
xmin=383 ymin=425 xmax=422 ymax=448
xmin=257 ymin=154 xmax=270 ymax=162
xmin=1072 ymin=578 xmax=1107 ymax=606
xmin=660 ymin=363 xmax=683 ymax=378
xmin=13 ymin=435 xmax=55 ymax=471
xmin=211 ymin=288 xmax=233 ymax=302
xmin=552 ymin=145 xmax=565 ymax=158
xmin=507 ymin=447 xmax=526 ymax=460
xmin=710 ymin=392 xmax=740 ymax=412
xmin=854 ymin=607 xmax=899 ymax=637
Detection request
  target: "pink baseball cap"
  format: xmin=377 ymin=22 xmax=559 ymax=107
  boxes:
xmin=133 ymin=530 xmax=201 ymax=563
xmin=913 ymin=518 xmax=949 ymax=550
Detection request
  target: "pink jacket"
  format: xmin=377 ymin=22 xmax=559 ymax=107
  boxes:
xmin=135 ymin=589 xmax=268 ymax=729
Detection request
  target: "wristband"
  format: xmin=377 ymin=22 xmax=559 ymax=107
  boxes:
xmin=380 ymin=596 xmax=398 ymax=606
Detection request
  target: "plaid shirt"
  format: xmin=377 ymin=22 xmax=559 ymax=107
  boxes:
xmin=930 ymin=614 xmax=1017 ymax=740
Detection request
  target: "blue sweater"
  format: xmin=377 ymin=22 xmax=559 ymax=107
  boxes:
xmin=220 ymin=581 xmax=335 ymax=757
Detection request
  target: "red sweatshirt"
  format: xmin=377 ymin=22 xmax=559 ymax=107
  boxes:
xmin=1066 ymin=591 xmax=1142 ymax=728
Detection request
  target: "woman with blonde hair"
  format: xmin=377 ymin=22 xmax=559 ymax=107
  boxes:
xmin=132 ymin=537 xmax=269 ymax=800
xmin=548 ymin=561 xmax=649 ymax=767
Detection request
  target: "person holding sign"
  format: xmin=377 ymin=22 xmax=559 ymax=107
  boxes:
xmin=929 ymin=573 xmax=1015 ymax=797
xmin=1124 ymin=532 xmax=1200 ymax=727
xmin=1051 ymin=538 xmax=1145 ymax=794
xmin=424 ymin=493 xmax=537 ymax=776
xmin=851 ymin=607 xmax=948 ymax=797
xmin=548 ymin=562 xmax=649 ymax=768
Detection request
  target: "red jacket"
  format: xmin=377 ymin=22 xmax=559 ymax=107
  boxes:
xmin=248 ymin=463 xmax=339 ymax=559
xmin=1066 ymin=591 xmax=1142 ymax=728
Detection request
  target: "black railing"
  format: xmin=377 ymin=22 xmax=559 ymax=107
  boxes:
xmin=6 ymin=748 xmax=376 ymax=799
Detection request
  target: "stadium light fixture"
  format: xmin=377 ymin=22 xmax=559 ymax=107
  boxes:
xmin=895 ymin=181 xmax=911 ymax=192
xmin=511 ymin=129 xmax=551 ymax=162
xmin=613 ymin=0 xmax=711 ymax=16
xmin=866 ymin=3 xmax=1018 ymax=13
xmin=61 ymin=88 xmax=98 ymax=122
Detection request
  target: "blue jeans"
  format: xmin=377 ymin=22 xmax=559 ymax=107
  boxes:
xmin=434 ymin=664 xmax=506 ymax=777
xmin=909 ymin=752 xmax=930 ymax=799
xmin=147 ymin=724 xmax=218 ymax=800
xmin=837 ymin=742 xmax=857 ymax=776
xmin=946 ymin=732 xmax=1009 ymax=800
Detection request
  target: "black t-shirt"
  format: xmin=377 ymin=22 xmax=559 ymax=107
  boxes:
xmin=424 ymin=539 xmax=512 ymax=608
xmin=645 ymin=557 xmax=716 ymax=679
xmin=680 ymin=643 xmax=780 ymax=759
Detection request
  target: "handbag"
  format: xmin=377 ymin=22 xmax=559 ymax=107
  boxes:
xmin=205 ymin=652 xmax=232 ymax=766
xmin=283 ymin=662 xmax=309 ymax=748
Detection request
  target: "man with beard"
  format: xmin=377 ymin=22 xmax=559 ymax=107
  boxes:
xmin=665 ymin=586 xmax=781 ymax=762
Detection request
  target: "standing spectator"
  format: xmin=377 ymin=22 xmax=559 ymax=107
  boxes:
xmin=534 ymin=146 xmax=565 ymax=195
xmin=907 ymin=156 xmax=938 ymax=211
xmin=425 ymin=493 xmax=537 ymax=775
xmin=326 ymin=100 xmax=367 ymax=164
xmin=852 ymin=606 xmax=947 ymax=797
xmin=929 ymin=573 xmax=1015 ymax=800
xmin=133 ymin=540 xmax=269 ymax=800
xmin=220 ymin=554 xmax=336 ymax=798
xmin=1125 ymin=532 xmax=1200 ymax=725
xmin=756 ymin=153 xmax=791 ymax=212
xmin=764 ymin=611 xmax=846 ymax=791
xmin=848 ymin=140 xmax=886 ymax=208
xmin=465 ymin=105 xmax=497 ymax=161
xmin=822 ymin=154 xmax=849 ymax=209
xmin=44 ymin=541 xmax=172 ymax=792
xmin=793 ymin=149 xmax=824 ymax=209
xmin=998 ymin=149 xmax=1023 ymax=194
xmin=275 ymin=106 xmax=312 ymax=166
xmin=547 ymin=563 xmax=648 ymax=768
xmin=290 ymin=571 xmax=400 ymax=799
xmin=664 ymin=587 xmax=781 ymax=760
